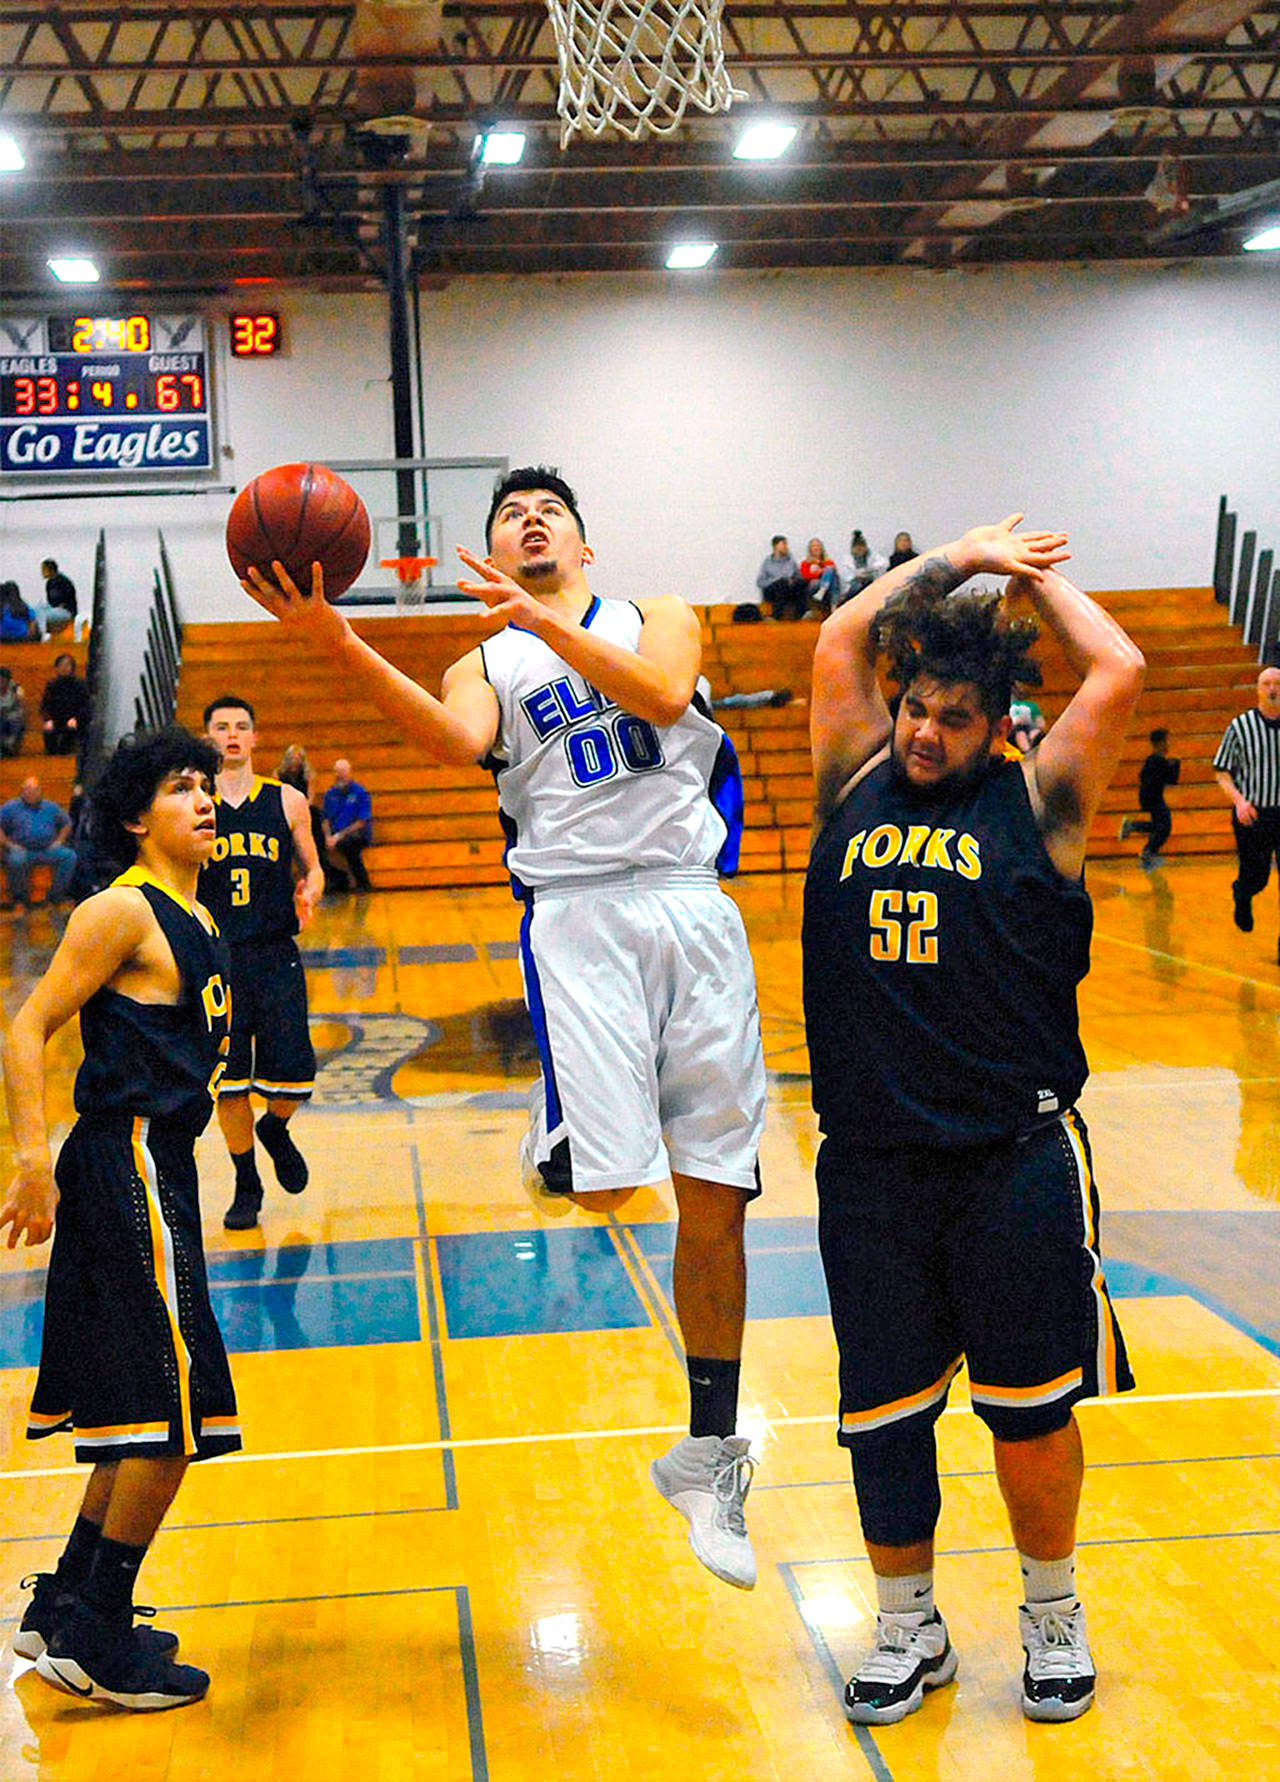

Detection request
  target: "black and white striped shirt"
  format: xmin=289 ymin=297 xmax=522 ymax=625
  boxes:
xmin=1213 ymin=708 xmax=1280 ymax=809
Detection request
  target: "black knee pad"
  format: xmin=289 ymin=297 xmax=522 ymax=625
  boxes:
xmin=848 ymin=1420 xmax=942 ymax=1547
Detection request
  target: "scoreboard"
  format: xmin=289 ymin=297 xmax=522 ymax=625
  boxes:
xmin=0 ymin=312 xmax=212 ymax=476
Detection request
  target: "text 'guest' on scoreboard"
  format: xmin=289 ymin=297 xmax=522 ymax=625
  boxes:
xmin=0 ymin=312 xmax=212 ymax=476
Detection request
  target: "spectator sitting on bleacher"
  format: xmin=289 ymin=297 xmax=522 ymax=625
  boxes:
xmin=800 ymin=539 xmax=841 ymax=615
xmin=888 ymin=531 xmax=916 ymax=568
xmin=0 ymin=774 xmax=77 ymax=913
xmin=278 ymin=743 xmax=334 ymax=892
xmin=837 ymin=530 xmax=888 ymax=605
xmin=322 ymin=757 xmax=373 ymax=893
xmin=1 ymin=580 xmax=37 ymax=641
xmin=40 ymin=653 xmax=91 ymax=755
xmin=757 ymin=535 xmax=809 ymax=622
xmin=33 ymin=558 xmax=78 ymax=638
xmin=0 ymin=667 xmax=26 ymax=757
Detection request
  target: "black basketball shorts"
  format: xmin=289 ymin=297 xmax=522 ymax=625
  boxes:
xmin=28 ymin=1114 xmax=240 ymax=1463
xmin=223 ymin=937 xmax=315 ymax=1098
xmin=817 ymin=1109 xmax=1134 ymax=1445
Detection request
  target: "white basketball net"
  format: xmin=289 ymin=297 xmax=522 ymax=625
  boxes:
xmin=545 ymin=0 xmax=745 ymax=145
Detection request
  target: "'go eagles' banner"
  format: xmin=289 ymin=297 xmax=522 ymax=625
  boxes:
xmin=2 ymin=417 xmax=212 ymax=474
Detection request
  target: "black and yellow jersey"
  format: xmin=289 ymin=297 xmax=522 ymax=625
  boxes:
xmin=803 ymin=755 xmax=1092 ymax=1147
xmin=201 ymin=775 xmax=297 ymax=945
xmin=73 ymin=866 xmax=231 ymax=1128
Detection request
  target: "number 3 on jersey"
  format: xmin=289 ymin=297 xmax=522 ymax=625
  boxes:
xmin=566 ymin=714 xmax=665 ymax=787
xmin=230 ymin=865 xmax=250 ymax=906
xmin=868 ymin=888 xmax=939 ymax=964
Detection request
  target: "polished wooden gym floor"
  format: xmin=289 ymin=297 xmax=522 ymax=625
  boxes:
xmin=1 ymin=859 xmax=1277 ymax=1781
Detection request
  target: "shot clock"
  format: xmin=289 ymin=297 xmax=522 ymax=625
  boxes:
xmin=0 ymin=311 xmax=213 ymax=475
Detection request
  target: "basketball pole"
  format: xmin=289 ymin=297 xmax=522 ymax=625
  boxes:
xmin=378 ymin=172 xmax=423 ymax=574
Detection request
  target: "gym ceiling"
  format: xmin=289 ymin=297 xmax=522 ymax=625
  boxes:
xmin=2 ymin=0 xmax=1279 ymax=294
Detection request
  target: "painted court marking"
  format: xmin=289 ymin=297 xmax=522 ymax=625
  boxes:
xmin=4 ymin=1385 xmax=1277 ymax=1483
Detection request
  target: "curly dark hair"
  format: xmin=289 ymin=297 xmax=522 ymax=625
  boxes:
xmin=87 ymin=725 xmax=220 ymax=867
xmin=872 ymin=583 xmax=1042 ymax=723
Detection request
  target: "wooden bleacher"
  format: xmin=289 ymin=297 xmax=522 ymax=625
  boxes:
xmin=173 ymin=586 xmax=1255 ymax=889
xmin=0 ymin=636 xmax=91 ymax=812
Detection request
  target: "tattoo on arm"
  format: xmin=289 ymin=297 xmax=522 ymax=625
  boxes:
xmin=901 ymin=554 xmax=965 ymax=601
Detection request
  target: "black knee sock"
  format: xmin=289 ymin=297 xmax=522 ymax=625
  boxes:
xmin=256 ymin=1111 xmax=291 ymax=1151
xmin=54 ymin=1514 xmax=101 ymax=1592
xmin=687 ymin=1356 xmax=740 ymax=1438
xmin=82 ymin=1536 xmax=147 ymax=1621
xmin=232 ymin=1148 xmax=261 ymax=1191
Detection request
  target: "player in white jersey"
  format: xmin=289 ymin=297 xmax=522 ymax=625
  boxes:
xmin=241 ymin=467 xmax=767 ymax=1590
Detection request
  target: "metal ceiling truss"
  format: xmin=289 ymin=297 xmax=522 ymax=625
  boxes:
xmin=1 ymin=2 xmax=1278 ymax=290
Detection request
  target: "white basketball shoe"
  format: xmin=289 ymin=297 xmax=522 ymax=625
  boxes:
xmin=650 ymin=1433 xmax=757 ymax=1589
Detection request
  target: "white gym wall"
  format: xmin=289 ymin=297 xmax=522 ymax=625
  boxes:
xmin=3 ymin=260 xmax=1277 ymax=685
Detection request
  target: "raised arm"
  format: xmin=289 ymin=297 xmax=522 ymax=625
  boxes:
xmin=242 ymin=563 xmax=500 ymax=766
xmin=456 ymin=550 xmax=700 ymax=727
xmin=0 ymin=890 xmax=150 ymax=1247
xmin=1012 ymin=568 xmax=1146 ymax=877
xmin=811 ymin=515 xmax=1071 ymax=823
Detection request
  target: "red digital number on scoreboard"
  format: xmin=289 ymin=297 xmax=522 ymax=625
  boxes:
xmin=229 ymin=314 xmax=282 ymax=357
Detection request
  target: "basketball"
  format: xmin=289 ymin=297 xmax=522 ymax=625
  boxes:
xmin=225 ymin=461 xmax=371 ymax=600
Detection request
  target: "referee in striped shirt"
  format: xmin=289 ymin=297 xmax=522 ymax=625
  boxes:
xmin=1213 ymin=666 xmax=1280 ymax=947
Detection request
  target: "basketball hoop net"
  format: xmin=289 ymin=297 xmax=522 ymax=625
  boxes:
xmin=380 ymin=554 xmax=438 ymax=609
xmin=545 ymin=0 xmax=745 ymax=146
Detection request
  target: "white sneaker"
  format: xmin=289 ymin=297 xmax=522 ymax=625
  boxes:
xmin=650 ymin=1433 xmax=757 ymax=1589
xmin=844 ymin=1612 xmax=958 ymax=1724
xmin=1019 ymin=1600 xmax=1095 ymax=1722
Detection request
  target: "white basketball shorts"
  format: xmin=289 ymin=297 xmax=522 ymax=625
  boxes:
xmin=518 ymin=867 xmax=767 ymax=1195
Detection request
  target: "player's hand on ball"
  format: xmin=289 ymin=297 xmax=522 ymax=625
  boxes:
xmin=242 ymin=561 xmax=349 ymax=647
xmin=456 ymin=548 xmax=546 ymax=631
xmin=0 ymin=1161 xmax=58 ymax=1249
xmin=961 ymin=515 xmax=1070 ymax=583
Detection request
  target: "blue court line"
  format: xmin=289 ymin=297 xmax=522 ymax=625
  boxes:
xmin=0 ymin=1237 xmax=422 ymax=1367
xmin=412 ymin=1142 xmax=459 ymax=1510
xmin=777 ymin=1562 xmax=893 ymax=1782
xmin=436 ymin=1226 xmax=651 ymax=1338
xmin=754 ymin=1448 xmax=1280 ymax=1492
xmin=782 ymin=1521 xmax=1280 ymax=1782
xmin=788 ymin=1526 xmax=1280 ymax=1569
xmin=0 ymin=1501 xmax=457 ymax=1549
xmin=486 ymin=940 xmax=520 ymax=960
xmin=399 ymin=943 xmax=477 ymax=963
xmin=132 ymin=1582 xmax=488 ymax=1780
xmin=299 ymin=945 xmax=386 ymax=968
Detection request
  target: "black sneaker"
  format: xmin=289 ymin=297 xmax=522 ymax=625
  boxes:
xmin=223 ymin=1181 xmax=263 ymax=1230
xmin=35 ymin=1602 xmax=207 ymax=1711
xmin=255 ymin=1115 xmax=308 ymax=1194
xmin=14 ymin=1573 xmax=180 ymax=1663
xmin=1233 ymin=884 xmax=1254 ymax=932
xmin=844 ymin=1612 xmax=958 ymax=1725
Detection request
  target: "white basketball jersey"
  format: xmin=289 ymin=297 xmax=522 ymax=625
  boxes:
xmin=479 ymin=595 xmax=743 ymax=891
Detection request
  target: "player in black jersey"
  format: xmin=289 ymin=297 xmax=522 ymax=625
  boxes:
xmin=1 ymin=726 xmax=238 ymax=1710
xmin=202 ymin=695 xmax=324 ymax=1231
xmin=804 ymin=517 xmax=1145 ymax=1727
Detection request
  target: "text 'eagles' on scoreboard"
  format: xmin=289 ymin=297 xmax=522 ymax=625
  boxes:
xmin=0 ymin=312 xmax=212 ymax=475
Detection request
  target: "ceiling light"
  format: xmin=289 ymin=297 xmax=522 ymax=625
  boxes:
xmin=733 ymin=122 xmax=797 ymax=161
xmin=481 ymin=130 xmax=526 ymax=165
xmin=1243 ymin=224 xmax=1280 ymax=251
xmin=666 ymin=241 xmax=717 ymax=270
xmin=0 ymin=133 xmax=24 ymax=172
xmin=48 ymin=256 xmax=100 ymax=283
